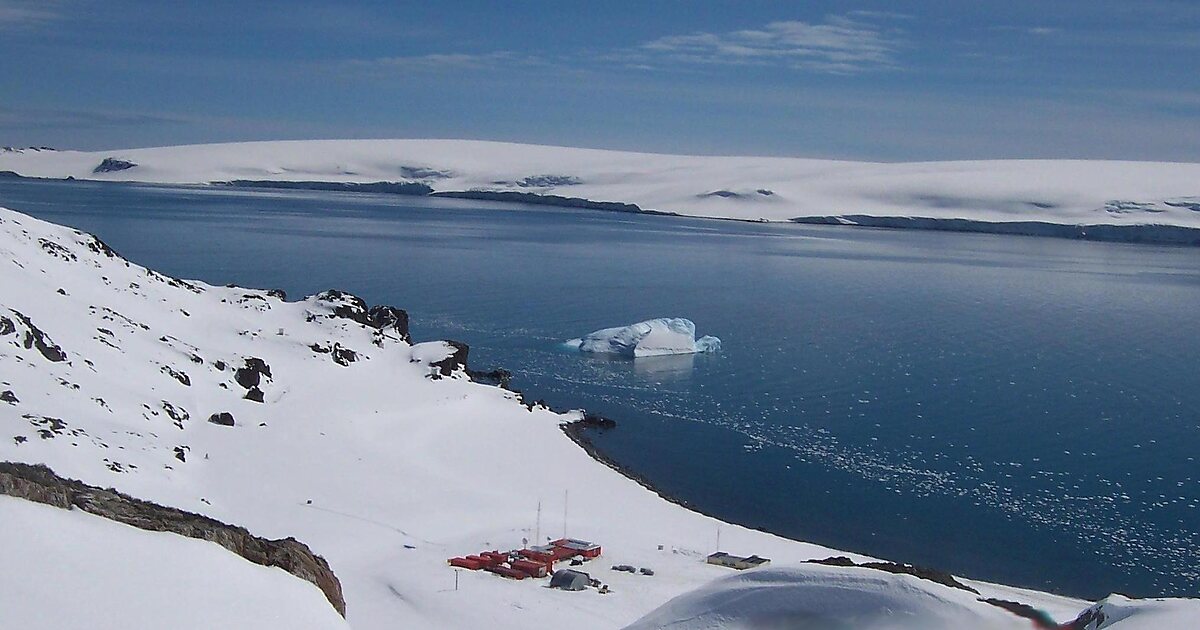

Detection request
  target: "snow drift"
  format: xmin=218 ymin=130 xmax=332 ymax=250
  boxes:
xmin=568 ymin=318 xmax=721 ymax=358
xmin=622 ymin=565 xmax=1021 ymax=630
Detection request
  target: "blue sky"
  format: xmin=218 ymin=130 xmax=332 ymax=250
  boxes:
xmin=2 ymin=0 xmax=1198 ymax=161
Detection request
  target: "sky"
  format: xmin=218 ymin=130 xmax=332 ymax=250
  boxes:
xmin=2 ymin=0 xmax=1198 ymax=161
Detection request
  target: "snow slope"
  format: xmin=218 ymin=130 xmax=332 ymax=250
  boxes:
xmin=0 ymin=204 xmax=1192 ymax=629
xmin=624 ymin=565 xmax=1022 ymax=630
xmin=0 ymin=495 xmax=349 ymax=630
xmin=2 ymin=140 xmax=1199 ymax=229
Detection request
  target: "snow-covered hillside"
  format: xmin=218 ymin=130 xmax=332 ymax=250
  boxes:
xmin=2 ymin=139 xmax=1199 ymax=232
xmin=0 ymin=495 xmax=349 ymax=630
xmin=1 ymin=204 xmax=1195 ymax=629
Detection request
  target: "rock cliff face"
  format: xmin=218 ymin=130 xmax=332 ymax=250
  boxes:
xmin=0 ymin=461 xmax=345 ymax=617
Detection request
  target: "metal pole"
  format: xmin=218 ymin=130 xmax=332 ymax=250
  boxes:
xmin=536 ymin=500 xmax=542 ymax=543
xmin=455 ymin=569 xmax=460 ymax=591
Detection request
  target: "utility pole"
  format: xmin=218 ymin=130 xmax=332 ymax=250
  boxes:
xmin=716 ymin=525 xmax=721 ymax=552
xmin=455 ymin=569 xmax=460 ymax=591
xmin=536 ymin=500 xmax=542 ymax=543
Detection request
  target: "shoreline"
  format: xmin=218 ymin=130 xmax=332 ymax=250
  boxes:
xmin=3 ymin=172 xmax=1199 ymax=247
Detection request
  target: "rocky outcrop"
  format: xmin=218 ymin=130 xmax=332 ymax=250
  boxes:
xmin=4 ymin=309 xmax=68 ymax=362
xmin=430 ymin=190 xmax=678 ymax=215
xmin=807 ymin=556 xmax=978 ymax=594
xmin=218 ymin=180 xmax=433 ymax=196
xmin=367 ymin=305 xmax=410 ymax=342
xmin=93 ymin=158 xmax=137 ymax=173
xmin=430 ymin=340 xmax=469 ymax=377
xmin=0 ymin=462 xmax=345 ymax=616
xmin=315 ymin=290 xmax=410 ymax=342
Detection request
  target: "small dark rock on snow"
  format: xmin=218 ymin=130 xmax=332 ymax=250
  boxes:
xmin=207 ymin=412 xmax=235 ymax=427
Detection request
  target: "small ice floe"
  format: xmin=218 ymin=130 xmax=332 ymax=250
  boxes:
xmin=565 ymin=318 xmax=721 ymax=358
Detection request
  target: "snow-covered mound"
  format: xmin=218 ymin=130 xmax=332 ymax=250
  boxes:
xmin=0 ymin=204 xmax=1192 ymax=629
xmin=2 ymin=139 xmax=1199 ymax=232
xmin=623 ymin=565 xmax=1021 ymax=630
xmin=0 ymin=495 xmax=348 ymax=630
xmin=1065 ymin=594 xmax=1200 ymax=629
xmin=568 ymin=318 xmax=721 ymax=358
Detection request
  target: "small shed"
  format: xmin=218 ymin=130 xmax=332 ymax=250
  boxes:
xmin=550 ymin=569 xmax=591 ymax=591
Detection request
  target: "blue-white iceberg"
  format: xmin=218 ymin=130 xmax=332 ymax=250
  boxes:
xmin=566 ymin=318 xmax=721 ymax=358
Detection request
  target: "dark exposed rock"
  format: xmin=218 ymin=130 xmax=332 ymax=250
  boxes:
xmin=1 ymin=390 xmax=16 ymax=404
xmin=0 ymin=315 xmax=14 ymax=336
xmin=234 ymin=357 xmax=271 ymax=389
xmin=979 ymin=598 xmax=1058 ymax=628
xmin=93 ymin=158 xmax=137 ymax=173
xmin=429 ymin=190 xmax=670 ymax=215
xmin=0 ymin=462 xmax=345 ymax=616
xmin=173 ymin=446 xmax=188 ymax=462
xmin=315 ymin=289 xmax=370 ymax=325
xmin=39 ymin=238 xmax=77 ymax=261
xmin=8 ymin=310 xmax=67 ymax=362
xmin=213 ymin=360 xmax=227 ymax=371
xmin=331 ymin=344 xmax=356 ymax=367
xmin=84 ymin=234 xmax=119 ymax=258
xmin=244 ymin=387 xmax=265 ymax=403
xmin=160 ymin=364 xmax=191 ymax=387
xmin=514 ymin=174 xmax=582 ymax=187
xmin=219 ymin=180 xmax=432 ymax=196
xmin=1059 ymin=604 xmax=1107 ymax=630
xmin=807 ymin=556 xmax=978 ymax=594
xmin=466 ymin=367 xmax=512 ymax=388
xmin=367 ymin=305 xmax=410 ymax=342
xmin=266 ymin=288 xmax=287 ymax=300
xmin=430 ymin=340 xmax=469 ymax=377
xmin=161 ymin=401 xmax=189 ymax=429
xmin=699 ymin=190 xmax=742 ymax=199
xmin=579 ymin=412 xmax=616 ymax=430
xmin=207 ymin=412 xmax=235 ymax=427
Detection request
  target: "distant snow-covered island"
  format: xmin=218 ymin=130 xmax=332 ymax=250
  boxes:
xmin=3 ymin=139 xmax=1200 ymax=244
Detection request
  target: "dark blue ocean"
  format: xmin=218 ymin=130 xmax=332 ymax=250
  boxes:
xmin=3 ymin=177 xmax=1198 ymax=599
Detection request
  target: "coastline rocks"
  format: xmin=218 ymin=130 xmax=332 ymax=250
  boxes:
xmin=367 ymin=305 xmax=410 ymax=342
xmin=430 ymin=340 xmax=469 ymax=377
xmin=0 ymin=462 xmax=345 ymax=617
xmin=311 ymin=290 xmax=410 ymax=342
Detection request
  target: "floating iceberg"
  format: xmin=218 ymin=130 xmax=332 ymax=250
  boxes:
xmin=566 ymin=318 xmax=721 ymax=358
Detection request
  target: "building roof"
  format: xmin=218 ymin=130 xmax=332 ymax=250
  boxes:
xmin=553 ymin=538 xmax=600 ymax=551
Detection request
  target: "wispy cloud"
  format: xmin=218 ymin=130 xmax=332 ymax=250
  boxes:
xmin=991 ymin=25 xmax=1062 ymax=37
xmin=0 ymin=0 xmax=60 ymax=29
xmin=347 ymin=51 xmax=548 ymax=73
xmin=636 ymin=14 xmax=903 ymax=73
